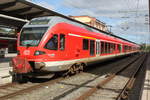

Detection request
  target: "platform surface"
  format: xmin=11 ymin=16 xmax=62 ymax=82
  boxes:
xmin=141 ymin=53 xmax=150 ymax=100
xmin=0 ymin=53 xmax=16 ymax=85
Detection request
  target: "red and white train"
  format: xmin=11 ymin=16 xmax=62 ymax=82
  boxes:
xmin=11 ymin=16 xmax=140 ymax=82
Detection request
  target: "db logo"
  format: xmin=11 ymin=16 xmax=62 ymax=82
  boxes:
xmin=24 ymin=50 xmax=30 ymax=55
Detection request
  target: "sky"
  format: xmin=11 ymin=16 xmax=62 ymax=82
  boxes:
xmin=31 ymin=0 xmax=149 ymax=44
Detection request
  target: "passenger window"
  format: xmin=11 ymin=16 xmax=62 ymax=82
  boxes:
xmin=110 ymin=43 xmax=113 ymax=53
xmin=90 ymin=40 xmax=95 ymax=56
xmin=96 ymin=41 xmax=100 ymax=55
xmin=108 ymin=43 xmax=110 ymax=53
xmin=124 ymin=45 xmax=128 ymax=52
xmin=105 ymin=42 xmax=108 ymax=53
xmin=101 ymin=41 xmax=105 ymax=54
xmin=118 ymin=44 xmax=121 ymax=52
xmin=60 ymin=34 xmax=65 ymax=50
xmin=83 ymin=39 xmax=89 ymax=50
xmin=113 ymin=44 xmax=116 ymax=51
xmin=45 ymin=34 xmax=58 ymax=50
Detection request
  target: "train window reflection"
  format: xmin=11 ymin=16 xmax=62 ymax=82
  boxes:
xmin=45 ymin=34 xmax=58 ymax=50
xmin=101 ymin=41 xmax=105 ymax=54
xmin=20 ymin=27 xmax=48 ymax=46
xmin=90 ymin=40 xmax=95 ymax=56
xmin=118 ymin=44 xmax=121 ymax=52
xmin=60 ymin=34 xmax=65 ymax=50
xmin=83 ymin=39 xmax=89 ymax=50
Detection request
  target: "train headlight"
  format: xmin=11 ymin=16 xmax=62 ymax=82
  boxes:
xmin=34 ymin=50 xmax=46 ymax=56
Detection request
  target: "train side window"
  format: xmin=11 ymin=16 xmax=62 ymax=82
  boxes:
xmin=60 ymin=34 xmax=65 ymax=50
xmin=83 ymin=39 xmax=89 ymax=50
xmin=101 ymin=41 xmax=104 ymax=54
xmin=105 ymin=42 xmax=108 ymax=53
xmin=124 ymin=45 xmax=128 ymax=52
xmin=118 ymin=44 xmax=121 ymax=52
xmin=90 ymin=40 xmax=95 ymax=56
xmin=124 ymin=45 xmax=126 ymax=51
xmin=96 ymin=41 xmax=100 ymax=55
xmin=96 ymin=42 xmax=98 ymax=54
xmin=97 ymin=41 xmax=101 ymax=55
xmin=110 ymin=43 xmax=113 ymax=53
xmin=108 ymin=43 xmax=110 ymax=53
xmin=113 ymin=44 xmax=116 ymax=51
xmin=45 ymin=34 xmax=58 ymax=50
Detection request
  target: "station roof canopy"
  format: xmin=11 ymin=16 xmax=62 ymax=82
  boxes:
xmin=0 ymin=0 xmax=66 ymax=28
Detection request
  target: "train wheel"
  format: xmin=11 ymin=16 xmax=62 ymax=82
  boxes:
xmin=71 ymin=64 xmax=77 ymax=74
xmin=69 ymin=66 xmax=74 ymax=74
xmin=62 ymin=67 xmax=74 ymax=77
xmin=63 ymin=64 xmax=77 ymax=76
xmin=74 ymin=64 xmax=79 ymax=74
xmin=63 ymin=63 xmax=83 ymax=77
xmin=79 ymin=63 xmax=85 ymax=72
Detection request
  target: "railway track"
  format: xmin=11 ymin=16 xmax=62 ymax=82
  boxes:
xmin=0 ymin=53 xmax=146 ymax=100
xmin=0 ymin=77 xmax=64 ymax=100
xmin=75 ymin=53 xmax=147 ymax=100
xmin=116 ymin=54 xmax=147 ymax=100
xmin=0 ymin=69 xmax=89 ymax=100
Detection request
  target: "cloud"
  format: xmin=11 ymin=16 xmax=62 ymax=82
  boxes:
xmin=63 ymin=0 xmax=148 ymax=17
xmin=63 ymin=0 xmax=149 ymax=43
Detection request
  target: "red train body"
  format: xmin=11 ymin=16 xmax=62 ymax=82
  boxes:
xmin=11 ymin=16 xmax=139 ymax=82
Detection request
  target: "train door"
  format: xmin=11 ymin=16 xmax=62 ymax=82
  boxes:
xmin=90 ymin=40 xmax=95 ymax=56
xmin=96 ymin=40 xmax=100 ymax=56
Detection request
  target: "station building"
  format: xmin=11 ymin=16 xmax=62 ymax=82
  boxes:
xmin=69 ymin=16 xmax=108 ymax=32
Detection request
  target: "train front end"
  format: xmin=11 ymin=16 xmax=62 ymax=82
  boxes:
xmin=10 ymin=17 xmax=57 ymax=82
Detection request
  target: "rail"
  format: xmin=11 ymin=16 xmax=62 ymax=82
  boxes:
xmin=0 ymin=77 xmax=63 ymax=100
xmin=75 ymin=54 xmax=146 ymax=100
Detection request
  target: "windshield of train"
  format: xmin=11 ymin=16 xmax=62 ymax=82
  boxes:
xmin=20 ymin=27 xmax=48 ymax=47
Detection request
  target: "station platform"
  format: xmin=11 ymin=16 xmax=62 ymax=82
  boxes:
xmin=141 ymin=53 xmax=150 ymax=100
xmin=0 ymin=53 xmax=16 ymax=85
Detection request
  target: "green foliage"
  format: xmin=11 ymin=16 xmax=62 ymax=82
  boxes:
xmin=140 ymin=43 xmax=150 ymax=52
